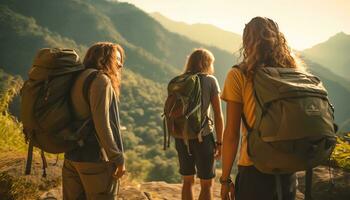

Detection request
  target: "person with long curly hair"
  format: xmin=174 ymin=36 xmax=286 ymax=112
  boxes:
xmin=63 ymin=42 xmax=126 ymax=200
xmin=220 ymin=17 xmax=301 ymax=200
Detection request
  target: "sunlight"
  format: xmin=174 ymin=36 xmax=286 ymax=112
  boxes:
xmin=120 ymin=0 xmax=350 ymax=50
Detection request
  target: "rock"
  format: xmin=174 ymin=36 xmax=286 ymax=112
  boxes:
xmin=296 ymin=166 xmax=350 ymax=200
xmin=40 ymin=187 xmax=61 ymax=200
xmin=1 ymin=152 xmax=349 ymax=200
xmin=0 ymin=151 xmax=62 ymax=200
xmin=140 ymin=180 xmax=221 ymax=200
xmin=118 ymin=185 xmax=149 ymax=200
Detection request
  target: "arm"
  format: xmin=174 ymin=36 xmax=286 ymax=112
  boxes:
xmin=89 ymin=75 xmax=124 ymax=166
xmin=221 ymin=101 xmax=242 ymax=180
xmin=211 ymin=93 xmax=224 ymax=148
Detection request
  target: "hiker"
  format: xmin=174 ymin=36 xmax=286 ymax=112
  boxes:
xmin=220 ymin=17 xmax=336 ymax=200
xmin=62 ymin=42 xmax=126 ymax=200
xmin=164 ymin=48 xmax=224 ymax=200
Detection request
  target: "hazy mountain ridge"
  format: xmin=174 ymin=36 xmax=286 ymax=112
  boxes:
xmin=0 ymin=5 xmax=87 ymax=77
xmin=151 ymin=12 xmax=242 ymax=53
xmin=149 ymin=11 xmax=350 ymax=128
xmin=1 ymin=0 xmax=240 ymax=84
xmin=305 ymin=60 xmax=350 ymax=129
xmin=89 ymin=1 xmax=237 ymax=83
xmin=0 ymin=3 xmax=180 ymax=183
xmin=0 ymin=0 xmax=349 ymax=189
xmin=303 ymin=32 xmax=350 ymax=79
xmin=0 ymin=1 xmax=349 ymax=199
xmin=1 ymin=0 xmax=179 ymax=83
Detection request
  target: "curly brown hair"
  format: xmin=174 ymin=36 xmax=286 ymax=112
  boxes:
xmin=240 ymin=17 xmax=302 ymax=77
xmin=83 ymin=42 xmax=125 ymax=98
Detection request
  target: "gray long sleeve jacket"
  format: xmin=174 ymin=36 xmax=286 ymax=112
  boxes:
xmin=65 ymin=69 xmax=124 ymax=165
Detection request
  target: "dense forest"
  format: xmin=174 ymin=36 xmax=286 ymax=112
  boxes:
xmin=0 ymin=0 xmax=349 ymax=185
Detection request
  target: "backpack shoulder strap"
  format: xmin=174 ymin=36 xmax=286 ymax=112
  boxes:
xmin=232 ymin=64 xmax=246 ymax=74
xmin=232 ymin=64 xmax=240 ymax=69
xmin=305 ymin=168 xmax=313 ymax=200
xmin=241 ymin=114 xmax=252 ymax=132
xmin=82 ymin=70 xmax=99 ymax=106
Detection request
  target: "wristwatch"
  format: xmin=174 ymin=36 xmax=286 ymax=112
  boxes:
xmin=219 ymin=176 xmax=233 ymax=186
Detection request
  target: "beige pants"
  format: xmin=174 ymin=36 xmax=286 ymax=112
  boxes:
xmin=62 ymin=159 xmax=118 ymax=200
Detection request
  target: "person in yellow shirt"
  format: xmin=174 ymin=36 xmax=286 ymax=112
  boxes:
xmin=220 ymin=17 xmax=300 ymax=200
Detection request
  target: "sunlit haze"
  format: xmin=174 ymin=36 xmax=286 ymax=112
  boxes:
xmin=119 ymin=0 xmax=350 ymax=50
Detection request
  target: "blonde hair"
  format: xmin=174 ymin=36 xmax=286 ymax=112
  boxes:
xmin=240 ymin=17 xmax=304 ymax=77
xmin=184 ymin=48 xmax=215 ymax=74
xmin=83 ymin=42 xmax=125 ymax=98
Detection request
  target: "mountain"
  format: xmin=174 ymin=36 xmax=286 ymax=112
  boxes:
xmin=89 ymin=1 xmax=236 ymax=83
xmin=152 ymin=11 xmax=350 ymax=129
xmin=1 ymin=0 xmax=237 ymax=84
xmin=1 ymin=0 xmax=178 ymax=83
xmin=305 ymin=60 xmax=350 ymax=130
xmin=303 ymin=32 xmax=350 ymax=80
xmin=0 ymin=4 xmax=179 ymax=183
xmin=151 ymin=12 xmax=242 ymax=53
xmin=0 ymin=5 xmax=85 ymax=77
xmin=0 ymin=0 xmax=349 ymax=187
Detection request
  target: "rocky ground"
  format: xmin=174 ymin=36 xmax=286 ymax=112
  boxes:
xmin=1 ymin=152 xmax=349 ymax=200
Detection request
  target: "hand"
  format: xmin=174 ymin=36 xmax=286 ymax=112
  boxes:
xmin=214 ymin=145 xmax=222 ymax=160
xmin=221 ymin=183 xmax=235 ymax=200
xmin=229 ymin=182 xmax=235 ymax=200
xmin=113 ymin=163 xmax=126 ymax=180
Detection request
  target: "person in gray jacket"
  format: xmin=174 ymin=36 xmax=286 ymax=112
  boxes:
xmin=63 ymin=42 xmax=126 ymax=200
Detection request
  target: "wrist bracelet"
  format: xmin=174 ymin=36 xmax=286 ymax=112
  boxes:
xmin=215 ymin=141 xmax=222 ymax=146
xmin=219 ymin=176 xmax=233 ymax=186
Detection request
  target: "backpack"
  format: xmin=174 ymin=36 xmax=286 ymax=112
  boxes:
xmin=237 ymin=65 xmax=337 ymax=200
xmin=163 ymin=73 xmax=205 ymax=151
xmin=20 ymin=48 xmax=97 ymax=176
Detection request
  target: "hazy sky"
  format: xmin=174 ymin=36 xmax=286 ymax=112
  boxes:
xmin=119 ymin=0 xmax=350 ymax=50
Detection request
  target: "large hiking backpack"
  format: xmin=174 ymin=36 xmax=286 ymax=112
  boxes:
xmin=163 ymin=73 xmax=205 ymax=150
xmin=21 ymin=48 xmax=96 ymax=175
xmin=239 ymin=66 xmax=337 ymax=200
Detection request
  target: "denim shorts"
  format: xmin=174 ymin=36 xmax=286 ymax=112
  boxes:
xmin=175 ymin=133 xmax=216 ymax=179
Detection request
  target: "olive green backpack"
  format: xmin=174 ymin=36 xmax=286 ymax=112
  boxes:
xmin=163 ymin=73 xmax=205 ymax=151
xmin=237 ymin=65 xmax=337 ymax=200
xmin=21 ymin=48 xmax=96 ymax=176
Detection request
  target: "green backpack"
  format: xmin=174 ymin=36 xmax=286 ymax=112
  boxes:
xmin=21 ymin=48 xmax=96 ymax=175
xmin=163 ymin=73 xmax=204 ymax=150
xmin=238 ymin=66 xmax=337 ymax=200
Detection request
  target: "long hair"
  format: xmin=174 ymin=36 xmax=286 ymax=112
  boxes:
xmin=240 ymin=17 xmax=302 ymax=77
xmin=184 ymin=48 xmax=215 ymax=75
xmin=83 ymin=42 xmax=125 ymax=98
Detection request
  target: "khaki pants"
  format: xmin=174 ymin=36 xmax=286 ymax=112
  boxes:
xmin=62 ymin=159 xmax=118 ymax=200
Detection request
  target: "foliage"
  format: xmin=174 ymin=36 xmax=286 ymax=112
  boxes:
xmin=0 ymin=172 xmax=39 ymax=200
xmin=0 ymin=0 xmax=179 ymax=83
xmin=120 ymin=70 xmax=181 ymax=182
xmin=0 ymin=5 xmax=85 ymax=77
xmin=0 ymin=0 xmax=349 ymax=185
xmin=89 ymin=0 xmax=236 ymax=84
xmin=146 ymin=156 xmax=181 ymax=183
xmin=331 ymin=133 xmax=350 ymax=171
xmin=0 ymin=70 xmax=25 ymax=152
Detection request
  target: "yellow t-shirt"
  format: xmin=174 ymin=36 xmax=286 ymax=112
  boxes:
xmin=221 ymin=67 xmax=255 ymax=166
